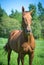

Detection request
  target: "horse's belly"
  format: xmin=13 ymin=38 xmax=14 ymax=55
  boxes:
xmin=9 ymin=39 xmax=20 ymax=53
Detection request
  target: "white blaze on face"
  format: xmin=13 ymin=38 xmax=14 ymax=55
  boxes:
xmin=27 ymin=24 xmax=31 ymax=31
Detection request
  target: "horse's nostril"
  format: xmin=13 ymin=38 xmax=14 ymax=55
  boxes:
xmin=28 ymin=30 xmax=30 ymax=32
xmin=26 ymin=30 xmax=30 ymax=33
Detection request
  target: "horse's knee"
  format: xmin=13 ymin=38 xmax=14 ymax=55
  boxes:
xmin=31 ymin=52 xmax=34 ymax=58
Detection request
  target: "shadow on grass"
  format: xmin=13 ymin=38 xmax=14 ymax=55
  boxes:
xmin=0 ymin=62 xmax=4 ymax=65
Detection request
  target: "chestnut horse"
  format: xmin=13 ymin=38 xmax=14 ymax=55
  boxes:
xmin=4 ymin=7 xmax=35 ymax=65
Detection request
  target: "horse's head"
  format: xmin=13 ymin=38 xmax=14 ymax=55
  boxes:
xmin=22 ymin=6 xmax=33 ymax=35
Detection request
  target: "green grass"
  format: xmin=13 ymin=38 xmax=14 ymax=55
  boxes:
xmin=0 ymin=38 xmax=44 ymax=65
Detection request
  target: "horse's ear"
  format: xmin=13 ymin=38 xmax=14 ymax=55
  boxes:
xmin=29 ymin=9 xmax=34 ymax=14
xmin=22 ymin=6 xmax=25 ymax=12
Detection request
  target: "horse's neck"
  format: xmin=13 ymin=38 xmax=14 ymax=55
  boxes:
xmin=23 ymin=31 xmax=28 ymax=42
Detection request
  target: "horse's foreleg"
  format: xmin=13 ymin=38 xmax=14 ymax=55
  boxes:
xmin=21 ymin=54 xmax=24 ymax=65
xmin=8 ymin=49 xmax=12 ymax=65
xmin=17 ymin=54 xmax=21 ymax=65
xmin=29 ymin=52 xmax=34 ymax=65
xmin=21 ymin=57 xmax=24 ymax=65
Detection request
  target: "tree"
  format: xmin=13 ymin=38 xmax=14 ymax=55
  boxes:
xmin=28 ymin=4 xmax=36 ymax=19
xmin=38 ymin=2 xmax=44 ymax=38
xmin=9 ymin=9 xmax=15 ymax=18
xmin=0 ymin=5 xmax=3 ymax=22
xmin=28 ymin=4 xmax=42 ymax=38
xmin=32 ymin=17 xmax=41 ymax=39
xmin=14 ymin=10 xmax=22 ymax=22
xmin=38 ymin=2 xmax=44 ymax=21
xmin=9 ymin=9 xmax=22 ymax=22
xmin=38 ymin=2 xmax=43 ymax=14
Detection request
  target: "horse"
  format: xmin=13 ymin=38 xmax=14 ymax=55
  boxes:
xmin=4 ymin=7 xmax=35 ymax=65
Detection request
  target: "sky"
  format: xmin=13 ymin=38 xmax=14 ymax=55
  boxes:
xmin=0 ymin=0 xmax=44 ymax=15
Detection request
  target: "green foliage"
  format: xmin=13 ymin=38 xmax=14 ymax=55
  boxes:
xmin=32 ymin=18 xmax=41 ymax=38
xmin=0 ymin=5 xmax=3 ymax=17
xmin=0 ymin=13 xmax=21 ymax=37
xmin=0 ymin=5 xmax=3 ymax=22
xmin=0 ymin=7 xmax=8 ymax=37
xmin=9 ymin=9 xmax=15 ymax=18
xmin=28 ymin=4 xmax=41 ymax=38
xmin=38 ymin=2 xmax=44 ymax=38
xmin=28 ymin=4 xmax=36 ymax=19
xmin=38 ymin=2 xmax=44 ymax=21
xmin=0 ymin=7 xmax=22 ymax=38
xmin=9 ymin=9 xmax=22 ymax=22
xmin=38 ymin=2 xmax=43 ymax=14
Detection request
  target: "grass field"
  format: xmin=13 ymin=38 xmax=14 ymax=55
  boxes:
xmin=0 ymin=38 xmax=44 ymax=65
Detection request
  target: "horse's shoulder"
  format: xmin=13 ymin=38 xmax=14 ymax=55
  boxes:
xmin=10 ymin=30 xmax=22 ymax=36
xmin=9 ymin=30 xmax=23 ymax=40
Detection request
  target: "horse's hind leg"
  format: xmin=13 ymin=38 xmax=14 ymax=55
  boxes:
xmin=8 ymin=49 xmax=12 ymax=65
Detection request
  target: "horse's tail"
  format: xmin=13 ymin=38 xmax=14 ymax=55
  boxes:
xmin=4 ymin=43 xmax=10 ymax=52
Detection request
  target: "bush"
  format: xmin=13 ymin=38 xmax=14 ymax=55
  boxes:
xmin=32 ymin=19 xmax=41 ymax=39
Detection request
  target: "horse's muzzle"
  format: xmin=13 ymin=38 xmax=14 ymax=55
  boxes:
xmin=25 ymin=29 xmax=31 ymax=35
